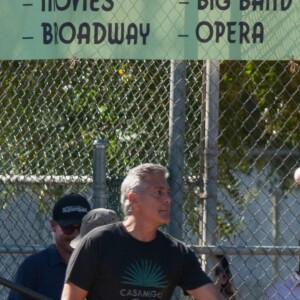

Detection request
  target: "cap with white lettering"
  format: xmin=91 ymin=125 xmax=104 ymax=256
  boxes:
xmin=52 ymin=193 xmax=91 ymax=226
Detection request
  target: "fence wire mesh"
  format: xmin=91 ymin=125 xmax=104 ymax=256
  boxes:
xmin=1 ymin=58 xmax=300 ymax=299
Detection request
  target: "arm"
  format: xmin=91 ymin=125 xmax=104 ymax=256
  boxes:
xmin=187 ymin=282 xmax=227 ymax=300
xmin=61 ymin=282 xmax=88 ymax=300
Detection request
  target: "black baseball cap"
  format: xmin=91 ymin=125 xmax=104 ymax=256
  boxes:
xmin=52 ymin=193 xmax=91 ymax=226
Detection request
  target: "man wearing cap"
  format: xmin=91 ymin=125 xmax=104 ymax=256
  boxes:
xmin=8 ymin=193 xmax=90 ymax=300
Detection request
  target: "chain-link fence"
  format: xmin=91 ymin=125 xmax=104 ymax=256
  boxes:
xmin=1 ymin=58 xmax=300 ymax=299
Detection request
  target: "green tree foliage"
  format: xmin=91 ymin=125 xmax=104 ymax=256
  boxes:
xmin=219 ymin=60 xmax=300 ymax=188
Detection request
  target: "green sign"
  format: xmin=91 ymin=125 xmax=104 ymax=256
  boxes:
xmin=0 ymin=0 xmax=298 ymax=60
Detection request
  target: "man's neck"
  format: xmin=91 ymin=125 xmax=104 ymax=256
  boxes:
xmin=122 ymin=217 xmax=157 ymax=242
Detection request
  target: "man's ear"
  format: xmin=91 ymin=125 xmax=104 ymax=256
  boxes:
xmin=128 ymin=192 xmax=138 ymax=204
xmin=50 ymin=220 xmax=56 ymax=232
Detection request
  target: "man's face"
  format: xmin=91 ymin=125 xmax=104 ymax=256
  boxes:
xmin=51 ymin=221 xmax=80 ymax=255
xmin=134 ymin=173 xmax=171 ymax=227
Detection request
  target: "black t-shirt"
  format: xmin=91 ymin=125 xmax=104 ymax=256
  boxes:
xmin=66 ymin=222 xmax=212 ymax=300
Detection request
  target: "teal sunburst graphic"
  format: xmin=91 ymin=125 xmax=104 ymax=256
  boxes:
xmin=121 ymin=259 xmax=168 ymax=288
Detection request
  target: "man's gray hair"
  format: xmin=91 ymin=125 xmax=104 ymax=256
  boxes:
xmin=120 ymin=163 xmax=169 ymax=216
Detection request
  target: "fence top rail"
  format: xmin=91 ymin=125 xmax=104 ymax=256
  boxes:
xmin=0 ymin=245 xmax=45 ymax=254
xmin=0 ymin=175 xmax=93 ymax=184
xmin=191 ymin=245 xmax=300 ymax=256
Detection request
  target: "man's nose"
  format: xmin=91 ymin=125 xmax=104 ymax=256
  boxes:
xmin=164 ymin=193 xmax=171 ymax=204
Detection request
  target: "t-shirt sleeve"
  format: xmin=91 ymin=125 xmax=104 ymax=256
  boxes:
xmin=65 ymin=233 xmax=102 ymax=291
xmin=177 ymin=247 xmax=213 ymax=291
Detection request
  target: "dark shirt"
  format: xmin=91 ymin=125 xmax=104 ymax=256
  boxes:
xmin=8 ymin=244 xmax=67 ymax=300
xmin=66 ymin=222 xmax=212 ymax=300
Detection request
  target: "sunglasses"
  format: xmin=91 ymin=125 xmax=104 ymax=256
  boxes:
xmin=60 ymin=224 xmax=81 ymax=235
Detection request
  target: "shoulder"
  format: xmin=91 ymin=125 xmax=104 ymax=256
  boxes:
xmin=19 ymin=245 xmax=53 ymax=266
xmin=80 ymin=222 xmax=122 ymax=244
xmin=13 ymin=245 xmax=55 ymax=279
xmin=72 ymin=222 xmax=123 ymax=258
xmin=88 ymin=221 xmax=121 ymax=236
xmin=157 ymin=230 xmax=186 ymax=245
xmin=157 ymin=230 xmax=191 ymax=253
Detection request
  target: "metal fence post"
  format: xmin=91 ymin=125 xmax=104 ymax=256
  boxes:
xmin=202 ymin=60 xmax=220 ymax=272
xmin=93 ymin=138 xmax=108 ymax=208
xmin=168 ymin=60 xmax=186 ymax=241
xmin=169 ymin=60 xmax=186 ymax=300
